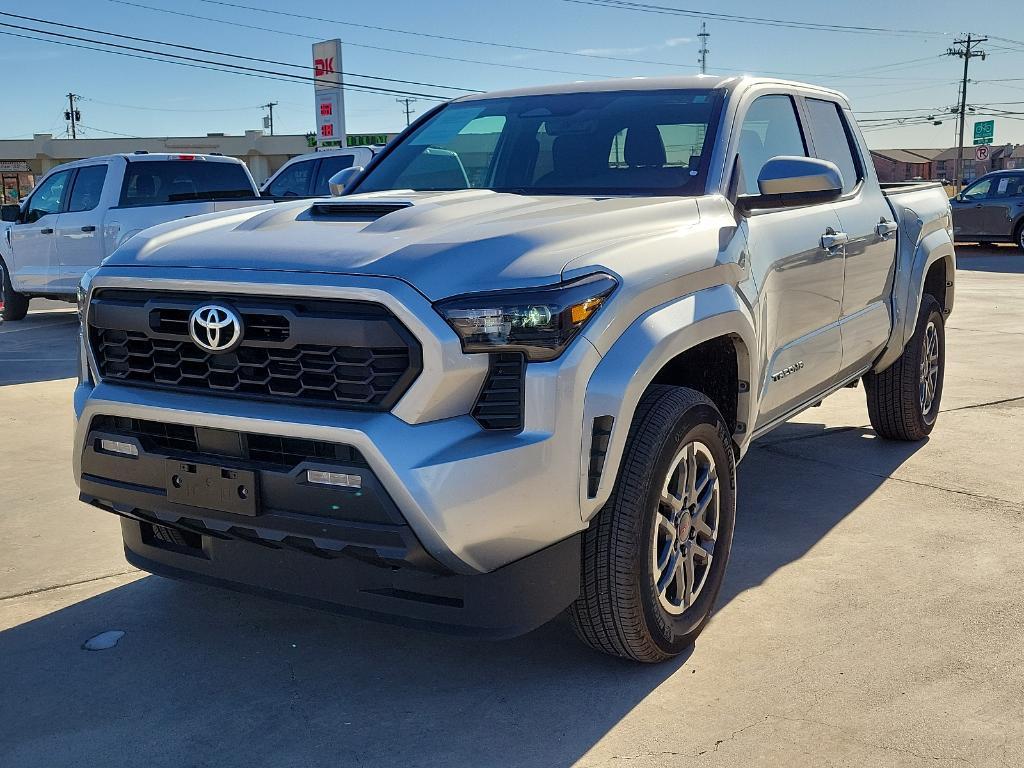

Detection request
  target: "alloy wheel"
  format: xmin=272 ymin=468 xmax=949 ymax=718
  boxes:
xmin=652 ymin=440 xmax=720 ymax=615
xmin=919 ymin=320 xmax=940 ymax=416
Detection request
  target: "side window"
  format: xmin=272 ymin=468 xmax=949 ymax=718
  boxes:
xmin=805 ymin=98 xmax=862 ymax=194
xmin=267 ymin=161 xmax=315 ymax=197
xmin=961 ymin=179 xmax=991 ymax=201
xmin=67 ymin=165 xmax=108 ymax=213
xmin=737 ymin=95 xmax=807 ymax=195
xmin=24 ymin=170 xmax=72 ymax=223
xmin=992 ymin=175 xmax=1024 ymax=198
xmin=313 ymin=155 xmax=356 ymax=195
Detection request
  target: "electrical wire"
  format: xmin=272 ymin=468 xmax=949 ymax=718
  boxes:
xmin=0 ymin=13 xmax=479 ymax=93
xmin=109 ymin=0 xmax=617 ymax=79
xmin=561 ymin=0 xmax=948 ymax=37
xmin=0 ymin=24 xmax=452 ymax=100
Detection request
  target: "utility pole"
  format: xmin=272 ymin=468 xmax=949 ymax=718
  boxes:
xmin=64 ymin=93 xmax=81 ymax=139
xmin=262 ymin=102 xmax=278 ymax=136
xmin=697 ymin=21 xmax=709 ymax=75
xmin=946 ymin=34 xmax=987 ymax=193
xmin=396 ymin=97 xmax=417 ymax=128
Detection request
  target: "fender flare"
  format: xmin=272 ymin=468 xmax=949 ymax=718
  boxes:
xmin=873 ymin=212 xmax=955 ymax=373
xmin=578 ymin=283 xmax=757 ymax=521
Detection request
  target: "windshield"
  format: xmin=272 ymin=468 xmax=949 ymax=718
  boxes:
xmin=356 ymin=88 xmax=724 ymax=197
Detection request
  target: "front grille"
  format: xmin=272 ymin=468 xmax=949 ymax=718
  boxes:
xmin=472 ymin=353 xmax=526 ymax=431
xmin=88 ymin=290 xmax=421 ymax=411
xmin=90 ymin=416 xmax=368 ymax=472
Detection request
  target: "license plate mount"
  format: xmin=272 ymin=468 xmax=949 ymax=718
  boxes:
xmin=166 ymin=460 xmax=259 ymax=516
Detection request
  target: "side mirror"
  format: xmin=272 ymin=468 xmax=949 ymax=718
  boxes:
xmin=736 ymin=156 xmax=843 ymax=213
xmin=328 ymin=166 xmax=364 ymax=196
xmin=0 ymin=204 xmax=19 ymax=222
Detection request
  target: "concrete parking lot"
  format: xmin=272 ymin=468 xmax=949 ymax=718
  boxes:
xmin=1 ymin=247 xmax=1022 ymax=767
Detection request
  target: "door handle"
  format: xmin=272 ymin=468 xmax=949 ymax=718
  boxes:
xmin=875 ymin=219 xmax=898 ymax=239
xmin=40 ymin=228 xmax=53 ymax=234
xmin=821 ymin=230 xmax=849 ymax=249
xmin=81 ymin=225 xmax=96 ymax=232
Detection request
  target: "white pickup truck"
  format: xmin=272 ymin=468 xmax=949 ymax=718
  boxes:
xmin=73 ymin=76 xmax=954 ymax=661
xmin=259 ymin=146 xmax=380 ymax=199
xmin=0 ymin=153 xmax=265 ymax=320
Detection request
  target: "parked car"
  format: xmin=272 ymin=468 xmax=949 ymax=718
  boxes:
xmin=950 ymin=169 xmax=1024 ymax=250
xmin=0 ymin=153 xmax=267 ymax=320
xmin=259 ymin=146 xmax=380 ymax=198
xmin=73 ymin=76 xmax=955 ymax=662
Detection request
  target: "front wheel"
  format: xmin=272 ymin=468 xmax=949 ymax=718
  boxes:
xmin=0 ymin=259 xmax=29 ymax=321
xmin=864 ymin=294 xmax=945 ymax=441
xmin=569 ymin=386 xmax=736 ymax=663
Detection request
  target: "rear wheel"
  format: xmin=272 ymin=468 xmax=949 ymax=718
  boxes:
xmin=0 ymin=259 xmax=29 ymax=321
xmin=864 ymin=294 xmax=945 ymax=441
xmin=569 ymin=386 xmax=736 ymax=663
xmin=1015 ymin=222 xmax=1024 ymax=253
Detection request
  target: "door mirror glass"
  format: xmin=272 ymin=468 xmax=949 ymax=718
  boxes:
xmin=0 ymin=203 xmax=19 ymax=222
xmin=328 ymin=166 xmax=364 ymax=196
xmin=736 ymin=156 xmax=843 ymax=213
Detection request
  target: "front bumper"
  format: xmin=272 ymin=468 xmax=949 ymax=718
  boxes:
xmin=73 ymin=269 xmax=604 ymax=634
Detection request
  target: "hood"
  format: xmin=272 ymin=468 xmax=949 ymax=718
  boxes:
xmin=105 ymin=189 xmax=701 ymax=300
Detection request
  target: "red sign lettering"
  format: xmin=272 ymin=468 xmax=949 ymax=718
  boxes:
xmin=320 ymin=124 xmax=334 ymax=138
xmin=314 ymin=57 xmax=336 ymax=77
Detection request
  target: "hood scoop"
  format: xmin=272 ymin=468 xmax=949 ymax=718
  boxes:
xmin=309 ymin=201 xmax=412 ymax=221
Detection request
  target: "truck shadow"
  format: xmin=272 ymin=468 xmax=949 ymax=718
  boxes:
xmin=0 ymin=304 xmax=79 ymax=386
xmin=0 ymin=421 xmax=925 ymax=768
xmin=954 ymin=244 xmax=1024 ymax=274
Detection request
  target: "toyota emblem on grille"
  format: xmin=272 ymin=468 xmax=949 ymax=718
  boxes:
xmin=188 ymin=304 xmax=243 ymax=353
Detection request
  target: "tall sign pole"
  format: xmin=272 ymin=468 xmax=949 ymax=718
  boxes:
xmin=946 ymin=34 xmax=987 ymax=193
xmin=313 ymin=39 xmax=346 ymax=149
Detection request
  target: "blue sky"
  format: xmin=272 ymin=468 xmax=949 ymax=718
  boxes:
xmin=3 ymin=0 xmax=1023 ymax=149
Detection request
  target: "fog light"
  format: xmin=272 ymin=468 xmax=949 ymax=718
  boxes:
xmin=306 ymin=470 xmax=361 ymax=489
xmin=99 ymin=439 xmax=139 ymax=457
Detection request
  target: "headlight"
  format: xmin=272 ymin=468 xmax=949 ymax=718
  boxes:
xmin=435 ymin=273 xmax=617 ymax=362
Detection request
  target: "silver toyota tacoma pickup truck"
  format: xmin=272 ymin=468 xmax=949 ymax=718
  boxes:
xmin=73 ymin=76 xmax=955 ymax=662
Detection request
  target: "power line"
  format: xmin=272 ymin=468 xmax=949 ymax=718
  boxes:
xmin=109 ymin=0 xmax=617 ymax=79
xmin=0 ymin=12 xmax=479 ymax=94
xmin=80 ymin=97 xmax=265 ymax=113
xmin=192 ymin=0 xmax=708 ymax=68
xmin=0 ymin=22 xmax=452 ymax=100
xmin=562 ymin=0 xmax=947 ymax=37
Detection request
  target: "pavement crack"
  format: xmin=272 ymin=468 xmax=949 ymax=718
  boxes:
xmin=762 ymin=444 xmax=1024 ymax=513
xmin=940 ymin=395 xmax=1024 ymax=412
xmin=0 ymin=569 xmax=139 ymax=601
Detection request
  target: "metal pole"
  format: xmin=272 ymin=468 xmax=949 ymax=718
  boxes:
xmin=263 ymin=102 xmax=278 ymax=136
xmin=698 ymin=21 xmax=709 ymax=75
xmin=947 ymin=35 xmax=987 ymax=194
xmin=67 ymin=93 xmax=77 ymax=139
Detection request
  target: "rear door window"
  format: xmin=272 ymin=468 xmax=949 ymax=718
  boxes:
xmin=313 ymin=155 xmax=356 ymax=195
xmin=67 ymin=165 xmax=108 ymax=213
xmin=119 ymin=161 xmax=256 ymax=207
xmin=267 ymin=160 xmax=315 ymax=197
xmin=804 ymin=98 xmax=862 ymax=194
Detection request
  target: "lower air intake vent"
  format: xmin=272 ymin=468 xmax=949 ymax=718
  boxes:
xmin=472 ymin=353 xmax=525 ymax=432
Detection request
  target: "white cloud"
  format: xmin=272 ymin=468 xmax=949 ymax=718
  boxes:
xmin=574 ymin=37 xmax=693 ymax=57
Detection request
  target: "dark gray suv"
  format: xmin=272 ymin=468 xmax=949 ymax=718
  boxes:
xmin=951 ymin=170 xmax=1024 ymax=251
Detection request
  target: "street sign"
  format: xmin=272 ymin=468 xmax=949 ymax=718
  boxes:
xmin=973 ymin=119 xmax=995 ymax=143
xmin=975 ymin=145 xmax=990 ymax=162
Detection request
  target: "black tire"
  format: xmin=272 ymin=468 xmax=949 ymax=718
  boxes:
xmin=864 ymin=294 xmax=945 ymax=441
xmin=0 ymin=258 xmax=29 ymax=321
xmin=1015 ymin=222 xmax=1024 ymax=254
xmin=569 ymin=385 xmax=737 ymax=663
